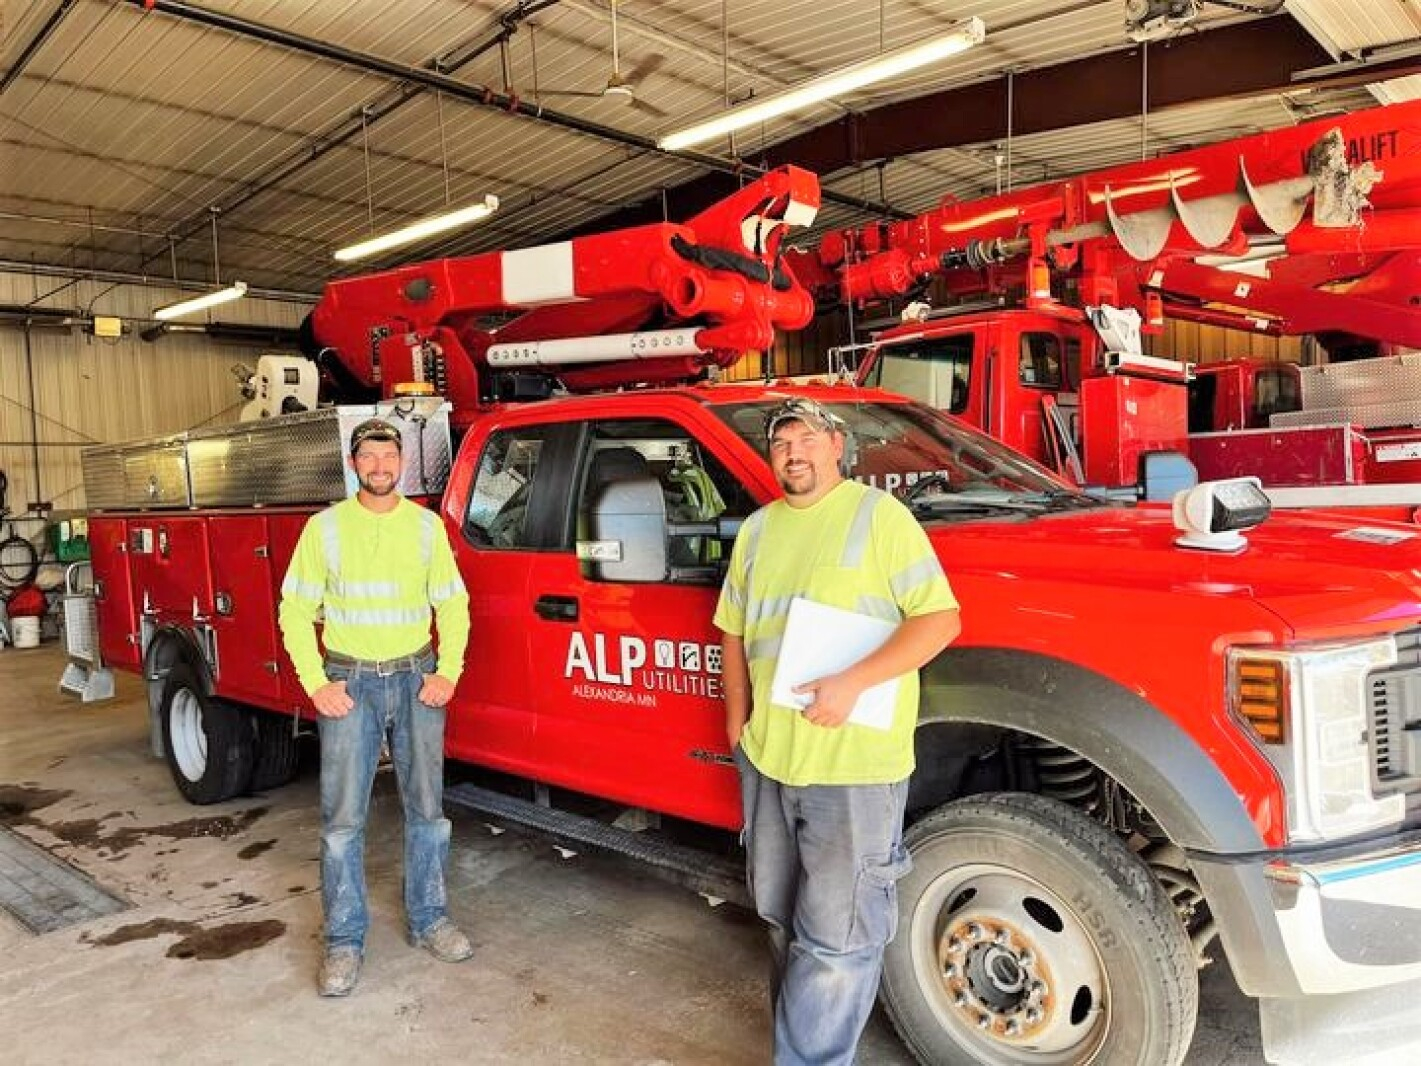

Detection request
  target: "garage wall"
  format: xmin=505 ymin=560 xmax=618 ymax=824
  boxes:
xmin=1146 ymin=317 xmax=1304 ymax=364
xmin=0 ymin=270 xmax=313 ymax=537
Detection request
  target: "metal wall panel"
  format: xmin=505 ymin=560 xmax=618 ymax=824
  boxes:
xmin=0 ymin=269 xmax=312 ymax=524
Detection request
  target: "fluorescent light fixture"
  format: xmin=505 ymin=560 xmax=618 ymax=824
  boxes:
xmin=658 ymin=17 xmax=985 ymax=153
xmin=334 ymin=195 xmax=501 ymax=262
xmin=153 ymin=281 xmax=248 ymax=321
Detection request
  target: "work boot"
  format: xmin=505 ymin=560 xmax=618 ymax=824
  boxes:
xmin=318 ymin=947 xmax=362 ymax=997
xmin=408 ymin=917 xmax=473 ymax=963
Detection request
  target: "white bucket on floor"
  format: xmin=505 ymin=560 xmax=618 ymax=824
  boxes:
xmin=11 ymin=616 xmax=40 ymax=648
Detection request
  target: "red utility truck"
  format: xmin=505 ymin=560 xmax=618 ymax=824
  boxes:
xmin=81 ymin=165 xmax=1421 ymax=1066
xmin=792 ymin=100 xmax=1421 ymax=518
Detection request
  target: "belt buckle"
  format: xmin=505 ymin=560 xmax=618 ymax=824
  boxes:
xmin=376 ymin=657 xmax=397 ymax=678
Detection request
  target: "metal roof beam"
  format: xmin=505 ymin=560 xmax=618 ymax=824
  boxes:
xmin=123 ymin=1 xmax=900 ymax=243
xmin=0 ymin=0 xmax=79 ymax=95
xmin=570 ymin=14 xmax=1352 ymax=238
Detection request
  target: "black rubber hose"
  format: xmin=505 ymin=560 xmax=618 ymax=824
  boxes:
xmin=0 ymin=533 xmax=39 ymax=591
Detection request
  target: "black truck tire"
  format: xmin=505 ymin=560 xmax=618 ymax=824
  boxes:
xmin=159 ymin=661 xmax=254 ymax=805
xmin=881 ymin=793 xmax=1198 ymax=1066
xmin=249 ymin=709 xmax=302 ymax=792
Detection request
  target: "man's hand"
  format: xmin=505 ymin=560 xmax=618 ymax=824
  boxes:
xmin=312 ymin=680 xmax=355 ymax=718
xmin=794 ymin=672 xmax=864 ymax=728
xmin=419 ymin=673 xmax=456 ymax=708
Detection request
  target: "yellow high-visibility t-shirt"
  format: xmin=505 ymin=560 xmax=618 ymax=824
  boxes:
xmin=714 ymin=479 xmax=958 ymax=786
xmin=279 ymin=496 xmax=470 ymax=695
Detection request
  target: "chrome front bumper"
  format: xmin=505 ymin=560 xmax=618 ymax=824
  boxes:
xmin=1266 ymin=836 xmax=1421 ymax=994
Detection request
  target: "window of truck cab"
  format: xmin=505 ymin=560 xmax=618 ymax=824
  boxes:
xmin=861 ymin=334 xmax=973 ymax=414
xmin=572 ymin=418 xmax=756 ymax=570
xmin=1019 ymin=332 xmax=1079 ymax=391
xmin=463 ymin=424 xmax=579 ymax=550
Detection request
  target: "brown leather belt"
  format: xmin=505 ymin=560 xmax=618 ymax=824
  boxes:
xmin=325 ymin=643 xmax=432 ymax=677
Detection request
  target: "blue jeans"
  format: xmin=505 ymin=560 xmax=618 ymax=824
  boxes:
xmin=318 ymin=652 xmax=451 ymax=953
xmin=737 ymin=748 xmax=911 ymax=1066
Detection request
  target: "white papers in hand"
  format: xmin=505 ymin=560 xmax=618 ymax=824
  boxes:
xmin=769 ymin=597 xmax=901 ymax=731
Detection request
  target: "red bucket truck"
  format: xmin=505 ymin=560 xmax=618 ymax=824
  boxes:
xmin=78 ymin=162 xmax=1421 ymax=1066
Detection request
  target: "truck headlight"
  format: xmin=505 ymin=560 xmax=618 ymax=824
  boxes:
xmin=1230 ymin=638 xmax=1404 ymax=843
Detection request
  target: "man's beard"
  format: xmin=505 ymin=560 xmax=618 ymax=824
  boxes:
xmin=776 ymin=466 xmax=817 ymax=497
xmin=359 ymin=473 xmax=398 ymax=496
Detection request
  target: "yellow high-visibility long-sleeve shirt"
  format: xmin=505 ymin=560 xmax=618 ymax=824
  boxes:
xmin=278 ymin=496 xmax=470 ymax=695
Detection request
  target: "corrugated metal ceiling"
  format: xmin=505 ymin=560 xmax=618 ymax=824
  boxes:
xmin=2 ymin=0 xmax=1416 ymax=304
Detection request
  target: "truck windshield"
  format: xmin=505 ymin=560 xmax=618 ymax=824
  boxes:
xmin=711 ymin=398 xmax=1094 ymax=514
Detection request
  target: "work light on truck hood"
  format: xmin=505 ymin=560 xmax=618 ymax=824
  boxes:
xmin=1173 ymin=477 xmax=1272 ymax=552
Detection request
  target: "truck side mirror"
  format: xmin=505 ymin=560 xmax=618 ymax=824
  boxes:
xmin=577 ymin=477 xmax=669 ymax=583
xmin=1138 ymin=450 xmax=1199 ymax=502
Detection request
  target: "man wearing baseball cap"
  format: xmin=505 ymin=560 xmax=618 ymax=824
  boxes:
xmin=714 ymin=396 xmax=961 ymax=1064
xmin=279 ymin=416 xmax=472 ymax=996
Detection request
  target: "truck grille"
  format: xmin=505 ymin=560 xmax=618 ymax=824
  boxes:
xmin=1373 ymin=627 xmax=1421 ymax=791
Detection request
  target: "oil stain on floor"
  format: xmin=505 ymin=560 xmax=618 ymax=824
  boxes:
xmin=0 ymin=783 xmax=270 ymax=859
xmin=84 ymin=917 xmax=287 ymax=960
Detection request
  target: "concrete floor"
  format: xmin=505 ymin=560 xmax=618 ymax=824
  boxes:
xmin=0 ymin=642 xmax=1265 ymax=1065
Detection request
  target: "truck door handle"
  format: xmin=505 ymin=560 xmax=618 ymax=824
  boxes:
xmin=534 ymin=595 xmax=579 ymax=622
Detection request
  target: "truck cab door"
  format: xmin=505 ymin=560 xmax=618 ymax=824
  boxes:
xmin=442 ymin=422 xmax=582 ymax=773
xmin=524 ymin=414 xmax=759 ymax=831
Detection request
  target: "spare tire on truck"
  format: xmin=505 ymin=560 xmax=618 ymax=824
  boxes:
xmin=881 ymin=792 xmax=1198 ymax=1066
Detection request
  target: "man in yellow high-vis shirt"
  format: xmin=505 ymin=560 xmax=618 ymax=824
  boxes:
xmin=715 ymin=397 xmax=961 ymax=1065
xmin=279 ymin=417 xmax=472 ymax=997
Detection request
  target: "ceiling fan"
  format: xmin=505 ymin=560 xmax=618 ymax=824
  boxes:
xmin=526 ymin=1 xmax=669 ymax=118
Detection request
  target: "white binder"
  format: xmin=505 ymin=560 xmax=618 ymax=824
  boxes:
xmin=769 ymin=597 xmax=901 ymax=731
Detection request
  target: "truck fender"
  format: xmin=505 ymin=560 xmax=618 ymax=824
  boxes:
xmin=142 ymin=626 xmax=212 ymax=759
xmin=918 ymin=646 xmax=1299 ymax=995
xmin=919 ymin=646 xmax=1262 ymax=853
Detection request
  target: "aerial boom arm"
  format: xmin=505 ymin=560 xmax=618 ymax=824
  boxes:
xmin=790 ymin=100 xmax=1421 ymax=347
xmin=306 ymin=165 xmax=820 ymax=422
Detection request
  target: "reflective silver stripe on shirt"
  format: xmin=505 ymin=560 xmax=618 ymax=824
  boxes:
xmin=746 ymin=594 xmax=797 ymax=629
xmin=855 ymin=594 xmax=901 ymax=622
xmin=324 ymin=606 xmax=432 ymax=626
xmin=319 ymin=508 xmax=341 ymax=573
xmin=890 ymin=557 xmax=945 ymax=600
xmin=839 ymin=488 xmax=884 ymax=568
xmin=419 ymin=509 xmax=436 ymax=567
xmin=723 ymin=580 xmax=746 ymax=611
xmin=282 ymin=577 xmax=324 ymax=600
xmin=740 ymin=510 xmax=766 ymax=592
xmin=333 ymin=580 xmax=401 ymax=598
xmin=429 ymin=578 xmax=466 ymax=604
xmin=745 ymin=636 xmax=782 ymax=663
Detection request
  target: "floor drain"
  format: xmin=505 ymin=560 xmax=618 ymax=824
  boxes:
xmin=0 ymin=827 xmax=128 ymax=934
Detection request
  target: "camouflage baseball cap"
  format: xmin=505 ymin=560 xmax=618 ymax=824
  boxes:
xmin=763 ymin=397 xmax=845 ymax=442
xmin=349 ymin=418 xmax=403 ymax=456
